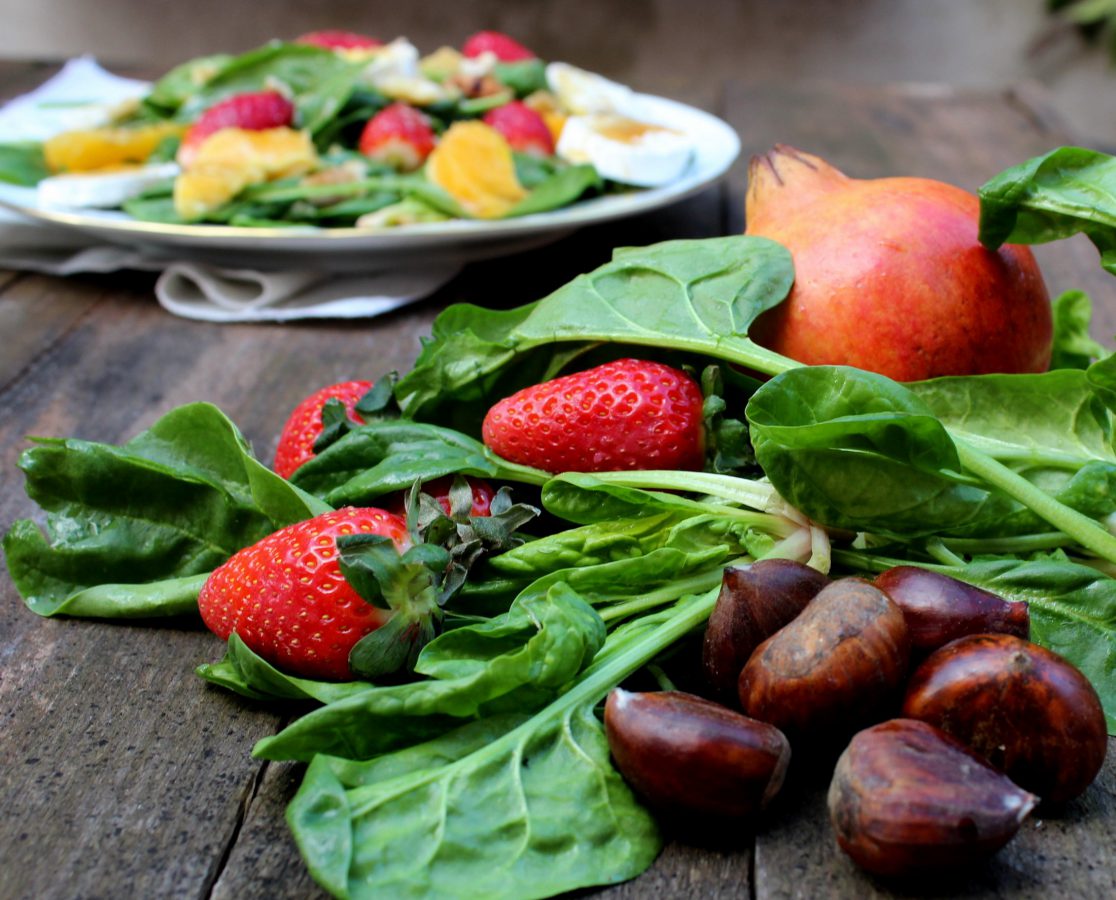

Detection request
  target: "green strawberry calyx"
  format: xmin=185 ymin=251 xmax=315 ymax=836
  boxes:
xmin=340 ymin=477 xmax=538 ymax=679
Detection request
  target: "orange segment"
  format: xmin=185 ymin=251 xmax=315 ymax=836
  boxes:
xmin=426 ymin=121 xmax=527 ymax=218
xmin=174 ymin=127 xmax=318 ymax=221
xmin=43 ymin=122 xmax=184 ymax=173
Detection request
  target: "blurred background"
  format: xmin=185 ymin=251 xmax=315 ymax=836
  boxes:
xmin=0 ymin=0 xmax=1111 ymax=148
xmin=0 ymin=0 xmax=1113 ymax=148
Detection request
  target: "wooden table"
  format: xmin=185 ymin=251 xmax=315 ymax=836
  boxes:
xmin=1 ymin=60 xmax=1115 ymax=899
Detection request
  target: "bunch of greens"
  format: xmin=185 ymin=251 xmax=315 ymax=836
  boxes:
xmin=8 ymin=146 xmax=1116 ymax=896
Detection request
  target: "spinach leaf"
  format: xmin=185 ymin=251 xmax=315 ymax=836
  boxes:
xmin=142 ymin=53 xmax=233 ymax=114
xmin=506 ymin=163 xmax=602 ymax=217
xmin=747 ymin=366 xmax=996 ymax=538
xmin=289 ymin=704 xmax=658 ymax=900
xmin=909 ymin=368 xmax=1116 ymax=469
xmin=1051 ymin=290 xmax=1109 ymax=370
xmin=395 ymin=236 xmax=796 ymax=421
xmin=197 ymin=634 xmax=376 ymax=704
xmin=748 ymin=366 xmax=1116 ymax=561
xmin=254 ymin=582 xmax=606 ymax=762
xmin=4 ymin=403 xmax=328 ymax=617
xmin=492 ymin=59 xmax=548 ymax=96
xmin=0 ymin=141 xmax=49 ymax=186
xmin=285 ymin=586 xmax=728 ymax=898
xmin=122 ymin=194 xmax=183 ymax=224
xmin=290 ymin=420 xmax=549 ymax=506
xmin=978 ymin=146 xmax=1116 ymax=272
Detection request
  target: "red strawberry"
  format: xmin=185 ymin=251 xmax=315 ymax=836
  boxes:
xmin=274 ymin=380 xmax=374 ymax=479
xmin=178 ymin=90 xmax=295 ymax=167
xmin=483 ymin=101 xmax=554 ymax=156
xmin=462 ymin=30 xmax=536 ymax=62
xmin=198 ymin=507 xmax=411 ymax=681
xmin=482 ymin=359 xmax=706 ymax=473
xmin=383 ymin=475 xmax=496 ymax=519
xmin=358 ymin=103 xmax=437 ymax=171
xmin=295 ymin=29 xmax=382 ymax=51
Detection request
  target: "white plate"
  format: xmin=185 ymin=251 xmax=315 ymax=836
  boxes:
xmin=0 ymin=94 xmax=739 ymax=272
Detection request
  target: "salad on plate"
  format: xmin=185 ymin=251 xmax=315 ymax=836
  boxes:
xmin=0 ymin=29 xmax=703 ymax=230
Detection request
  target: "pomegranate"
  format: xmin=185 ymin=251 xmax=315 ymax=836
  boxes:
xmin=744 ymin=145 xmax=1052 ymax=381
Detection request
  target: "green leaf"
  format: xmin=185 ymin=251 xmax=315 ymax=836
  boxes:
xmin=0 ymin=141 xmax=49 ymax=186
xmin=254 ymin=583 xmax=606 ymax=762
xmin=291 ymin=420 xmax=548 ymax=506
xmin=492 ymin=59 xmax=548 ymax=96
xmin=909 ymin=368 xmax=1116 ymax=468
xmin=197 ymin=633 xmax=376 ymax=703
xmin=1051 ymin=290 xmax=1109 ymax=370
xmin=395 ymin=236 xmax=797 ymax=422
xmin=505 ymin=164 xmax=602 ymax=217
xmin=747 ymin=366 xmax=994 ymax=538
xmin=3 ymin=403 xmax=328 ymax=617
xmin=978 ymin=146 xmax=1116 ymax=273
xmin=289 ymin=703 xmax=658 ymax=900
xmin=142 ymin=53 xmax=233 ymax=113
xmin=285 ymin=587 xmax=725 ymax=899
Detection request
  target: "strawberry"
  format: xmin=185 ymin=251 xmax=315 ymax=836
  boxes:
xmin=198 ymin=507 xmax=410 ymax=681
xmin=482 ymin=101 xmax=554 ymax=156
xmin=178 ymin=90 xmax=295 ymax=168
xmin=358 ymin=103 xmax=437 ymax=171
xmin=462 ymin=30 xmax=536 ymax=62
xmin=295 ymin=29 xmax=382 ymax=51
xmin=482 ymin=358 xmax=706 ymax=473
xmin=274 ymin=380 xmax=374 ymax=479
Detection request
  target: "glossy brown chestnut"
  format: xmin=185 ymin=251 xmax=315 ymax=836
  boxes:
xmin=603 ymin=689 xmax=790 ymax=818
xmin=702 ymin=559 xmax=830 ymax=700
xmin=902 ymin=633 xmax=1107 ymax=803
xmin=829 ymin=719 xmax=1038 ymax=877
xmin=874 ymin=566 xmax=1029 ymax=652
xmin=737 ymin=578 xmax=910 ymax=745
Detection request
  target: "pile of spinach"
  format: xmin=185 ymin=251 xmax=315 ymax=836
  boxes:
xmin=7 ymin=189 xmax=1116 ymax=896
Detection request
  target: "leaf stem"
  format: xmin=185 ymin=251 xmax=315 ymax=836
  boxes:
xmin=954 ymin=438 xmax=1116 ymax=565
xmin=585 ymin=470 xmax=782 ymax=513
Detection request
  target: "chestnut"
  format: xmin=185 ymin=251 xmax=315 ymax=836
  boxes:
xmin=874 ymin=566 xmax=1029 ymax=652
xmin=829 ymin=719 xmax=1038 ymax=877
xmin=902 ymin=633 xmax=1107 ymax=803
xmin=737 ymin=578 xmax=909 ymax=745
xmin=603 ymin=689 xmax=790 ymax=818
xmin=702 ymin=559 xmax=830 ymax=700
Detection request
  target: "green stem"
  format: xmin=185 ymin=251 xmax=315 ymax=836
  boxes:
xmin=942 ymin=532 xmax=1075 ymax=555
xmin=586 ymin=470 xmax=781 ymax=513
xmin=598 ymin=566 xmax=729 ymax=624
xmin=954 ymin=438 xmax=1116 ymax=565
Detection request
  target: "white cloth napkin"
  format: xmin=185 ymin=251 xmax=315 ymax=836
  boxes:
xmin=0 ymin=58 xmax=461 ymax=322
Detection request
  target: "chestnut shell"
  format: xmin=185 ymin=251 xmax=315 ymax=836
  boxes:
xmin=902 ymin=633 xmax=1107 ymax=803
xmin=738 ymin=578 xmax=910 ymax=745
xmin=874 ymin=566 xmax=1029 ymax=652
xmin=829 ymin=719 xmax=1038 ymax=877
xmin=604 ymin=689 xmax=790 ymax=818
xmin=702 ymin=559 xmax=830 ymax=700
